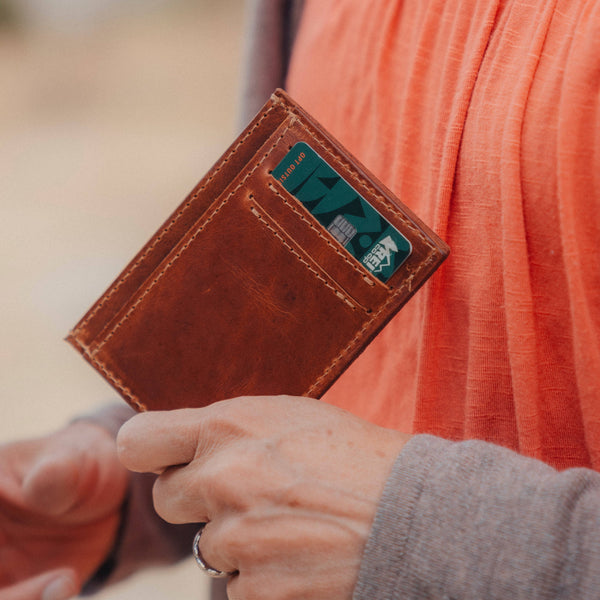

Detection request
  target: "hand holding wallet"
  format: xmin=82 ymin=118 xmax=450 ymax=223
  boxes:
xmin=67 ymin=90 xmax=449 ymax=412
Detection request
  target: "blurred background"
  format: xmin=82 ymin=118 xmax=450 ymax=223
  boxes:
xmin=0 ymin=0 xmax=246 ymax=597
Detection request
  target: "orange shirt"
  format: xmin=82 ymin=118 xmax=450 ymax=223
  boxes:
xmin=286 ymin=0 xmax=600 ymax=470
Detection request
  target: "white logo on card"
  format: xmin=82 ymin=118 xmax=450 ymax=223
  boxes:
xmin=362 ymin=235 xmax=398 ymax=273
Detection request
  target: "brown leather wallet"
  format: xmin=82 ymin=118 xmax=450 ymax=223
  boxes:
xmin=67 ymin=89 xmax=449 ymax=412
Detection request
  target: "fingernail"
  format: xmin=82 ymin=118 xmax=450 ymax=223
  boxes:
xmin=42 ymin=576 xmax=77 ymax=600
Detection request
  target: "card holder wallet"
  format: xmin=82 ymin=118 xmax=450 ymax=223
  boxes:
xmin=67 ymin=89 xmax=449 ymax=412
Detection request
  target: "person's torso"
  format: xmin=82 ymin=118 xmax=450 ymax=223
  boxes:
xmin=286 ymin=0 xmax=600 ymax=469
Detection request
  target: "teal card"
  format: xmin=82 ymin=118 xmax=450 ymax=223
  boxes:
xmin=272 ymin=142 xmax=411 ymax=283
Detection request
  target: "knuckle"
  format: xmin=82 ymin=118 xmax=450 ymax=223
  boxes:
xmin=153 ymin=466 xmax=209 ymax=523
xmin=151 ymin=477 xmax=174 ymax=521
xmin=199 ymin=521 xmax=236 ymax=574
xmin=217 ymin=517 xmax=248 ymax=563
xmin=203 ymin=457 xmax=252 ymax=508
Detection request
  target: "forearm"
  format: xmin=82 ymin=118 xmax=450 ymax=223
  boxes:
xmin=355 ymin=435 xmax=600 ymax=600
xmin=75 ymin=404 xmax=198 ymax=593
xmin=83 ymin=471 xmax=199 ymax=593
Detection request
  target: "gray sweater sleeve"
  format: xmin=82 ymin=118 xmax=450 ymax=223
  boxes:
xmin=78 ymin=407 xmax=600 ymax=599
xmin=354 ymin=434 xmax=600 ymax=600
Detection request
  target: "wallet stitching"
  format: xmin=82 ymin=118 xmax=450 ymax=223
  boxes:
xmin=85 ymin=124 xmax=292 ymax=408
xmin=72 ymin=103 xmax=278 ymax=339
xmin=305 ymin=249 xmax=439 ymax=397
xmin=247 ymin=203 xmax=358 ymax=311
xmin=66 ymin=335 xmax=143 ymax=408
xmin=94 ymin=358 xmax=145 ymax=411
xmin=91 ymin=124 xmax=291 ymax=356
xmin=266 ymin=183 xmax=378 ymax=288
xmin=274 ymin=105 xmax=444 ymax=396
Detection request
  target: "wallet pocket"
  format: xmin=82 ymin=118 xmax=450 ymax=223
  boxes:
xmin=88 ymin=190 xmax=375 ymax=410
xmin=246 ymin=199 xmax=372 ymax=313
xmin=248 ymin=183 xmax=391 ymax=313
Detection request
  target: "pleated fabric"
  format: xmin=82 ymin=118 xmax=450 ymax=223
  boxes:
xmin=286 ymin=0 xmax=600 ymax=470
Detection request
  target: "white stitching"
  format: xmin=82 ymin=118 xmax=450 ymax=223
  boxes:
xmin=304 ymin=250 xmax=437 ymax=397
xmin=267 ymin=183 xmax=378 ymax=287
xmin=91 ymin=125 xmax=290 ymax=354
xmin=94 ymin=356 xmax=145 ymax=411
xmin=73 ymin=105 xmax=278 ymax=336
xmin=248 ymin=204 xmax=357 ymax=311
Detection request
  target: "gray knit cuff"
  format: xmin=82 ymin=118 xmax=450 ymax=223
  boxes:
xmin=353 ymin=434 xmax=600 ymax=599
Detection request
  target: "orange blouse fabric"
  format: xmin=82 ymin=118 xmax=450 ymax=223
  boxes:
xmin=286 ymin=0 xmax=600 ymax=470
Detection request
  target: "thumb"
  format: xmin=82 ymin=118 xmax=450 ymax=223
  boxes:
xmin=1 ymin=569 xmax=78 ymax=600
xmin=21 ymin=449 xmax=80 ymax=516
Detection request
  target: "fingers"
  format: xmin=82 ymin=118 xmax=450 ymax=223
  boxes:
xmin=118 ymin=402 xmax=260 ymax=523
xmin=117 ymin=401 xmax=253 ymax=473
xmin=117 ymin=396 xmax=301 ymax=474
xmin=19 ymin=423 xmax=129 ymax=521
xmin=1 ymin=569 xmax=78 ymax=600
xmin=117 ymin=409 xmax=206 ymax=473
xmin=151 ymin=436 xmax=298 ymax=524
xmin=152 ymin=463 xmax=210 ymax=523
xmin=21 ymin=452 xmax=79 ymax=516
xmin=117 ymin=396 xmax=311 ymax=474
xmin=151 ymin=447 xmax=256 ymax=523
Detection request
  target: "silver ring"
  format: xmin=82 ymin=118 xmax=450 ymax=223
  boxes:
xmin=193 ymin=523 xmax=232 ymax=578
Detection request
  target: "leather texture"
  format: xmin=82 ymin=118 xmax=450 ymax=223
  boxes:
xmin=67 ymin=90 xmax=449 ymax=412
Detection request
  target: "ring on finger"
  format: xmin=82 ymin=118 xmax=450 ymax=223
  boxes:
xmin=193 ymin=523 xmax=234 ymax=578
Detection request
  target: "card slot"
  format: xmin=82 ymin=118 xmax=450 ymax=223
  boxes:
xmin=246 ymin=198 xmax=374 ymax=314
xmin=265 ymin=183 xmax=382 ymax=289
xmin=274 ymin=120 xmax=449 ymax=289
xmin=245 ymin=181 xmax=391 ymax=312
